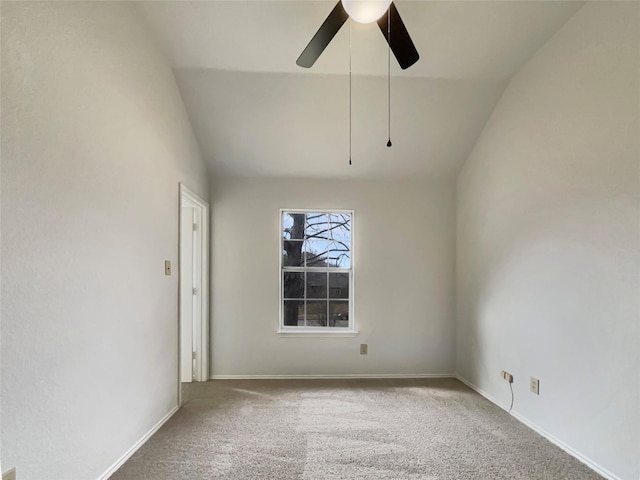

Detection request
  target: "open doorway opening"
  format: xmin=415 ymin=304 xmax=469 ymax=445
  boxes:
xmin=179 ymin=183 xmax=209 ymax=394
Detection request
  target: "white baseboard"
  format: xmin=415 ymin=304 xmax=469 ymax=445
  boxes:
xmin=455 ymin=374 xmax=623 ymax=480
xmin=209 ymin=373 xmax=456 ymax=380
xmin=96 ymin=405 xmax=180 ymax=480
xmin=455 ymin=374 xmax=510 ymax=411
xmin=508 ymin=411 xmax=623 ymax=480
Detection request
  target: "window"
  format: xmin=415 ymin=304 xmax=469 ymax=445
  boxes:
xmin=280 ymin=210 xmax=354 ymax=333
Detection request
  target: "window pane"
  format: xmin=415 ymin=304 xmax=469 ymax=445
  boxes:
xmin=282 ymin=240 xmax=304 ymax=266
xmin=327 ymin=241 xmax=350 ymax=268
xmin=329 ymin=273 xmax=349 ymax=299
xmin=283 ymin=300 xmax=304 ymax=326
xmin=303 ymin=239 xmax=330 ymax=267
xmin=306 ymin=301 xmax=327 ymax=327
xmin=283 ymin=272 xmax=304 ymax=298
xmin=329 ymin=301 xmax=349 ymax=327
xmin=306 ymin=272 xmax=327 ymax=299
xmin=282 ymin=212 xmax=293 ymax=234
xmin=283 ymin=212 xmax=305 ymax=240
xmin=327 ymin=213 xmax=351 ymax=242
xmin=305 ymin=213 xmax=329 ymax=239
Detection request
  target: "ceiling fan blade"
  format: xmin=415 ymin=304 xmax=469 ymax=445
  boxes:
xmin=377 ymin=2 xmax=419 ymax=70
xmin=297 ymin=1 xmax=349 ymax=68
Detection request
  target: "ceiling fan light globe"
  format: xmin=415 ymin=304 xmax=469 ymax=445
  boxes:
xmin=341 ymin=0 xmax=392 ymax=24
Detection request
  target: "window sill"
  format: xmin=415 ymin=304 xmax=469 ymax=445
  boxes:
xmin=277 ymin=329 xmax=359 ymax=338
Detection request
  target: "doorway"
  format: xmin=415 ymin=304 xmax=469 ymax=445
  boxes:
xmin=179 ymin=183 xmax=209 ymax=389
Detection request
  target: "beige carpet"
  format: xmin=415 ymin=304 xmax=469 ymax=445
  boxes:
xmin=110 ymin=378 xmax=602 ymax=479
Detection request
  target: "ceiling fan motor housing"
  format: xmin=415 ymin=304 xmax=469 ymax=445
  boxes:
xmin=341 ymin=0 xmax=392 ymax=24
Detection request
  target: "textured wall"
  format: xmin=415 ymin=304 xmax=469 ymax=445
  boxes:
xmin=1 ymin=2 xmax=208 ymax=479
xmin=210 ymin=177 xmax=456 ymax=376
xmin=456 ymin=2 xmax=639 ymax=479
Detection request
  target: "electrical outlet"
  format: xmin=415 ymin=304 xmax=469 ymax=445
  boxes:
xmin=360 ymin=344 xmax=368 ymax=355
xmin=501 ymin=370 xmax=513 ymax=383
xmin=530 ymin=377 xmax=540 ymax=395
xmin=3 ymin=467 xmax=16 ymax=480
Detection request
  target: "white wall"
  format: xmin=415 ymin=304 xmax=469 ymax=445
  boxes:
xmin=211 ymin=177 xmax=455 ymax=376
xmin=456 ymin=2 xmax=639 ymax=479
xmin=1 ymin=2 xmax=208 ymax=479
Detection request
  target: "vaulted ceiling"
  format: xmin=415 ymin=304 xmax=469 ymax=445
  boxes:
xmin=136 ymin=1 xmax=583 ymax=179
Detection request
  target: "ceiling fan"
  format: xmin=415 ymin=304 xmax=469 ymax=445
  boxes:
xmin=296 ymin=0 xmax=419 ymax=70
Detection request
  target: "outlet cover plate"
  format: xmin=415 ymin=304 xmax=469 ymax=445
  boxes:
xmin=501 ymin=370 xmax=513 ymax=383
xmin=530 ymin=377 xmax=540 ymax=395
xmin=360 ymin=344 xmax=368 ymax=355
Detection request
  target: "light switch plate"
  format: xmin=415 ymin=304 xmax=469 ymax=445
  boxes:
xmin=3 ymin=467 xmax=16 ymax=480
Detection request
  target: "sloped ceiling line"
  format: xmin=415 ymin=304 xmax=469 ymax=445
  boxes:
xmin=136 ymin=1 xmax=583 ymax=179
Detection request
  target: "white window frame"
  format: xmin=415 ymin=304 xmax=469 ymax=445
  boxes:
xmin=278 ymin=209 xmax=356 ymax=335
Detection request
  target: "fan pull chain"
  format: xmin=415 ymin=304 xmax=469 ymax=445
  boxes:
xmin=387 ymin=8 xmax=392 ymax=148
xmin=349 ymin=20 xmax=352 ymax=166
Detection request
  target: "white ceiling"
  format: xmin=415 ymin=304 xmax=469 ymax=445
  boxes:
xmin=136 ymin=0 xmax=584 ymax=179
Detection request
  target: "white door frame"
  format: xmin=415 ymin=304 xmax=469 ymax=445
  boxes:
xmin=178 ymin=183 xmax=209 ymax=394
